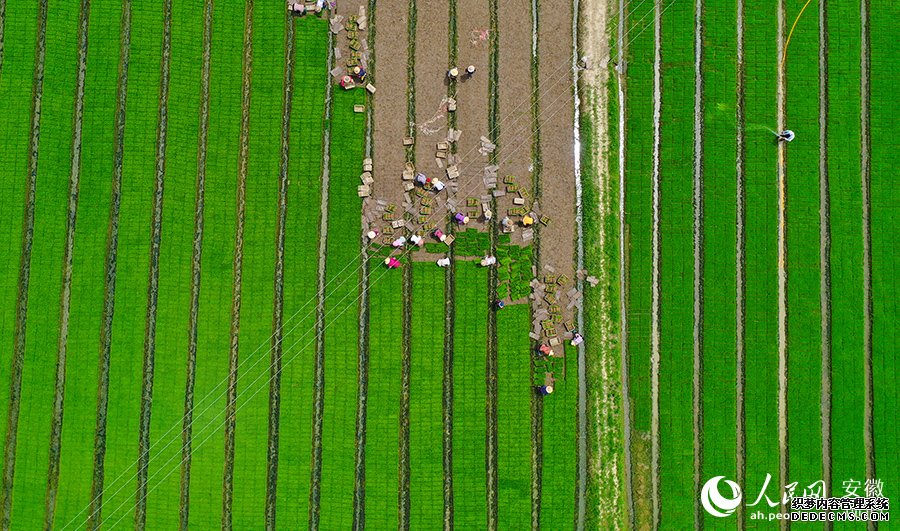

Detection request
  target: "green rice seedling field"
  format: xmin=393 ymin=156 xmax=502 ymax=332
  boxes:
xmin=0 ymin=0 xmax=895 ymax=528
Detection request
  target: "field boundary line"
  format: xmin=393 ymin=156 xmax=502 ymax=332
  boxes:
xmin=265 ymin=12 xmax=295 ymax=530
xmin=530 ymin=0 xmax=544 ymax=526
xmin=817 ymin=0 xmax=832 ymax=502
xmin=0 ymin=0 xmax=47 ymax=525
xmin=179 ymin=0 xmax=213 ymax=527
xmin=775 ymin=0 xmax=789 ymax=523
xmin=486 ymin=0 xmax=501 ymax=528
xmin=615 ymin=0 xmax=636 ymax=525
xmin=859 ymin=0 xmax=874 ymax=495
xmin=734 ymin=0 xmax=747 ymax=526
xmin=44 ymin=0 xmax=90 ymax=525
xmin=308 ymin=22 xmax=335 ymax=531
xmin=81 ymin=1 xmax=131 ymax=528
xmin=221 ymin=1 xmax=254 ymax=527
xmin=0 ymin=0 xmax=5 ymax=78
xmin=443 ymin=1 xmax=457 ymax=527
xmin=649 ymin=0 xmax=662 ymax=526
xmin=690 ymin=0 xmax=704 ymax=525
xmin=135 ymin=0 xmax=173 ymax=526
xmin=398 ymin=0 xmax=413 ymax=527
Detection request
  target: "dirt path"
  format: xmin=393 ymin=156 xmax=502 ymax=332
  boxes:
xmin=775 ymin=0 xmax=788 ymax=523
xmin=221 ymin=1 xmax=254 ymax=527
xmin=44 ymin=0 xmax=90 ymax=525
xmin=0 ymin=0 xmax=5 ymax=76
xmin=86 ymin=2 xmax=132 ymax=528
xmin=817 ymin=0 xmax=832 ymax=499
xmin=178 ymin=1 xmax=213 ymax=527
xmin=135 ymin=2 xmax=173 ymax=526
xmin=734 ymin=0 xmax=747 ymax=527
xmin=649 ymin=3 xmax=662 ymax=526
xmin=443 ymin=4 xmax=457 ymax=528
xmin=690 ymin=0 xmax=705 ymax=525
xmin=858 ymin=0 xmax=875 ymax=508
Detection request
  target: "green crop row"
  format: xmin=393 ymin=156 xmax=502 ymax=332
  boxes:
xmin=10 ymin=4 xmax=77 ymax=528
xmin=364 ymin=262 xmax=403 ymax=529
xmin=276 ymin=16 xmax=330 ymax=527
xmin=623 ymin=0 xmax=657 ymax=436
xmin=699 ymin=1 xmax=738 ymax=527
xmin=741 ymin=0 xmax=779 ymax=502
xmin=657 ymin=2 xmax=696 ymax=527
xmin=98 ymin=1 xmax=164 ymax=523
xmin=51 ymin=0 xmax=122 ymax=526
xmin=827 ymin=0 xmax=867 ymax=497
xmin=496 ymin=304 xmax=531 ymax=529
xmin=870 ymin=2 xmax=899 ymax=503
xmin=409 ymin=263 xmax=444 ymax=528
xmin=139 ymin=0 xmax=202 ymax=527
xmin=452 ymin=264 xmax=488 ymax=528
xmin=183 ymin=0 xmax=244 ymax=526
xmin=541 ymin=345 xmax=577 ymax=529
xmin=784 ymin=0 xmax=823 ymax=491
xmin=318 ymin=87 xmax=366 ymax=529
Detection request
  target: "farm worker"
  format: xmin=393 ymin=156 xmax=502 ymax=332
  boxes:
xmin=480 ymin=255 xmax=496 ymax=267
xmin=384 ymin=257 xmax=401 ymax=269
xmin=289 ymin=3 xmax=305 ymax=14
xmin=315 ymin=0 xmax=325 ymax=12
xmin=465 ymin=65 xmax=476 ymax=76
xmin=483 ymin=208 xmax=492 ymax=221
xmin=539 ymin=344 xmax=552 ymax=356
xmin=352 ymin=65 xmax=367 ymax=82
xmin=454 ymin=212 xmax=469 ymax=225
xmin=392 ymin=236 xmax=407 ymax=248
xmin=495 ymin=300 xmax=505 ymax=310
xmin=437 ymin=257 xmax=451 ymax=267
xmin=415 ymin=173 xmax=428 ymax=186
xmin=522 ymin=215 xmax=534 ymax=226
xmin=410 ymin=234 xmax=423 ymax=246
xmin=432 ymin=179 xmax=445 ymax=192
xmin=340 ymin=75 xmax=354 ymax=89
xmin=366 ymin=229 xmax=378 ymax=240
xmin=434 ymin=229 xmax=446 ymax=242
xmin=448 ymin=67 xmax=460 ymax=80
xmin=539 ymin=385 xmax=554 ymax=396
xmin=777 ymin=129 xmax=795 ymax=142
xmin=571 ymin=333 xmax=584 ymax=346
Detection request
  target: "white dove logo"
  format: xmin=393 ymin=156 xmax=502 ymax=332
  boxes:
xmin=701 ymin=476 xmax=742 ymax=517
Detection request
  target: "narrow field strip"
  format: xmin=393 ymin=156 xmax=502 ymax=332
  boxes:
xmin=275 ymin=16 xmax=329 ymax=528
xmin=0 ymin=1 xmax=46 ymax=526
xmin=177 ymin=0 xmax=213 ymax=526
xmin=51 ymin=1 xmax=123 ymax=527
xmin=870 ymin=0 xmax=899 ymax=504
xmin=734 ymin=0 xmax=746 ymax=512
xmin=183 ymin=0 xmax=242 ymax=526
xmin=398 ymin=264 xmax=412 ymax=530
xmin=0 ymin=3 xmax=38 ymax=498
xmin=826 ymin=0 xmax=866 ymax=496
xmin=529 ymin=0 xmax=543 ymax=523
xmin=621 ymin=2 xmax=658 ymax=524
xmin=95 ymin=0 xmax=161 ymax=524
xmin=486 ymin=2 xmax=500 ymax=527
xmin=229 ymin=0 xmax=282 ymax=525
xmin=817 ymin=0 xmax=832 ymax=492
xmin=409 ymin=263 xmax=444 ymax=529
xmin=7 ymin=2 xmax=71 ymax=527
xmin=775 ymin=0 xmax=788 ymax=503
xmin=318 ymin=88 xmax=366 ymax=529
xmin=134 ymin=0 xmax=174 ymax=525
xmin=784 ymin=0 xmax=823 ymax=491
xmin=496 ymin=305 xmax=531 ymax=530
xmin=264 ymin=10 xmax=295 ymax=528
xmin=221 ymin=0 xmax=253 ymax=524
xmin=540 ymin=345 xmax=577 ymax=530
xmin=648 ymin=1 xmax=662 ymax=524
xmin=451 ymin=264 xmax=488 ymax=529
xmin=363 ymin=263 xmax=403 ymax=530
xmin=142 ymin=0 xmax=203 ymax=528
xmin=657 ymin=2 xmax=695 ymax=527
xmin=44 ymin=0 xmax=90 ymax=525
xmin=742 ymin=0 xmax=779 ymax=507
